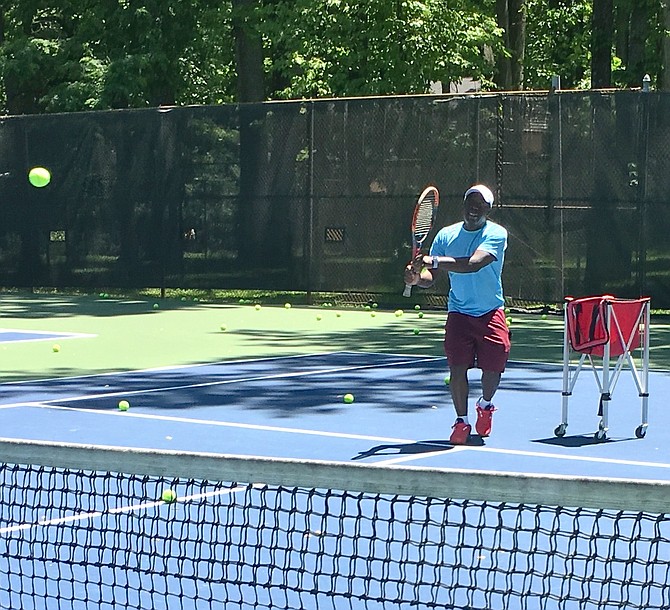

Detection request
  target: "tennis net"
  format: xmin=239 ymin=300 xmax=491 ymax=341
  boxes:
xmin=1 ymin=437 xmax=669 ymax=610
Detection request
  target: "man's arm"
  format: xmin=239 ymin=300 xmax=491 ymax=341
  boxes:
xmin=425 ymin=249 xmax=495 ymax=273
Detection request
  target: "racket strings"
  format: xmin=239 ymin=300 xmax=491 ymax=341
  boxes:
xmin=413 ymin=200 xmax=436 ymax=241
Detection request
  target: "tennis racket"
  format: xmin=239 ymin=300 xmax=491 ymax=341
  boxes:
xmin=403 ymin=185 xmax=439 ymax=297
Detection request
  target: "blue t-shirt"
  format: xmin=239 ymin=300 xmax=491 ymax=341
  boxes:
xmin=430 ymin=220 xmax=507 ymax=316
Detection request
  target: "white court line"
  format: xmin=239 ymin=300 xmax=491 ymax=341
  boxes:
xmin=371 ymin=444 xmax=670 ymax=470
xmin=26 ymin=404 xmax=417 ymax=444
xmin=0 ymin=330 xmax=96 ymax=344
xmin=0 ymin=350 xmax=346 ymax=385
xmin=0 ymin=355 xmax=443 ymax=408
xmin=0 ymin=350 xmax=442 ymax=385
xmin=18 ymin=402 xmax=670 ymax=471
xmin=0 ymin=485 xmax=247 ymax=536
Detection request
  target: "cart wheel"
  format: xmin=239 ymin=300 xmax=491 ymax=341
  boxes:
xmin=635 ymin=425 xmax=646 ymax=439
xmin=554 ymin=424 xmax=567 ymax=437
xmin=594 ymin=429 xmax=607 ymax=441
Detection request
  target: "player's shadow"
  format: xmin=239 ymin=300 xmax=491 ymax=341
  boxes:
xmin=352 ymin=436 xmax=485 ymax=461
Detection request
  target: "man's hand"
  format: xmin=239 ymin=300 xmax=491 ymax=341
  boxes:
xmin=404 ymin=263 xmax=420 ymax=286
xmin=404 ymin=253 xmax=435 ymax=288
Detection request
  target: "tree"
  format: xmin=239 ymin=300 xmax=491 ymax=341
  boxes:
xmin=524 ymin=0 xmax=592 ymax=89
xmin=231 ymin=0 xmax=264 ymax=102
xmin=495 ymin=0 xmax=526 ymax=90
xmin=257 ymin=0 xmax=504 ymax=98
xmin=0 ymin=1 xmax=236 ymax=114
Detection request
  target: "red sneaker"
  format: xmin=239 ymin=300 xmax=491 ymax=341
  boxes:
xmin=449 ymin=419 xmax=471 ymax=445
xmin=475 ymin=402 xmax=496 ymax=437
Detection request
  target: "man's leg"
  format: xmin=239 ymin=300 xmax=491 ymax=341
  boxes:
xmin=480 ymin=370 xmax=502 ymax=402
xmin=449 ymin=364 xmax=470 ymax=417
xmin=448 ymin=364 xmax=472 ymax=444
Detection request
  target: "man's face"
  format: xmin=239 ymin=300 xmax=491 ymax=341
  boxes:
xmin=462 ymin=192 xmax=489 ymax=230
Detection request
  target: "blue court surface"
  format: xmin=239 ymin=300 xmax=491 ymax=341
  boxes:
xmin=0 ymin=329 xmax=95 ymax=343
xmin=2 ymin=350 xmax=670 ymax=610
xmin=1 ymin=350 xmax=668 ymax=482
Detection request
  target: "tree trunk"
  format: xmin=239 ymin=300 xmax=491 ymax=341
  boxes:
xmin=661 ymin=0 xmax=670 ymax=90
xmin=591 ymin=0 xmax=614 ymax=88
xmin=231 ymin=0 xmax=265 ymax=103
xmin=625 ymin=0 xmax=650 ymax=87
xmin=495 ymin=0 xmax=526 ymax=90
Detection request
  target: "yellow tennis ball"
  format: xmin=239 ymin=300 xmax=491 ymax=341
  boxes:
xmin=220 ymin=324 xmax=227 ymax=331
xmin=316 ymin=314 xmax=322 ymax=321
xmin=418 ymin=312 xmax=424 ymax=318
xmin=161 ymin=489 xmax=177 ymax=503
xmin=254 ymin=304 xmax=261 ymax=311
xmin=413 ymin=328 xmax=420 ymax=335
xmin=284 ymin=302 xmax=291 ymax=309
xmin=52 ymin=344 xmax=60 ymax=352
xmin=343 ymin=393 xmax=355 ymax=404
xmin=118 ymin=400 xmax=130 ymax=411
xmin=28 ymin=166 xmax=51 ymax=187
xmin=395 ymin=309 xmax=403 ymax=317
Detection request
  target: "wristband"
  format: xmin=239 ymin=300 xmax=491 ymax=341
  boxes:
xmin=431 ymin=256 xmax=440 ymax=269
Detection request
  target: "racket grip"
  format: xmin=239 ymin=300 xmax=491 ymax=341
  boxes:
xmin=403 ymin=283 xmax=413 ymax=297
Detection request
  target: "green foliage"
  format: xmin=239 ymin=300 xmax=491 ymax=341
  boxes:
xmin=1 ymin=0 xmax=668 ymax=113
xmin=259 ymin=0 xmax=504 ymax=98
xmin=524 ymin=0 xmax=592 ymax=89
xmin=0 ymin=1 xmax=236 ymax=114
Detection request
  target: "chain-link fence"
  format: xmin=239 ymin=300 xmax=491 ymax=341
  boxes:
xmin=0 ymin=90 xmax=668 ymax=306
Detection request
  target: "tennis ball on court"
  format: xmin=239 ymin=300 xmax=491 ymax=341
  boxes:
xmin=371 ymin=312 xmax=376 ymax=318
xmin=444 ymin=376 xmax=451 ymax=385
xmin=153 ymin=303 xmax=159 ymax=310
xmin=118 ymin=400 xmax=130 ymax=411
xmin=395 ymin=309 xmax=403 ymax=317
xmin=413 ymin=328 xmax=420 ymax=335
xmin=220 ymin=324 xmax=227 ymax=331
xmin=254 ymin=304 xmax=261 ymax=311
xmin=541 ymin=313 xmax=548 ymax=320
xmin=414 ymin=305 xmax=421 ymax=310
xmin=284 ymin=302 xmax=291 ymax=309
xmin=316 ymin=314 xmax=322 ymax=321
xmin=336 ymin=312 xmax=341 ymax=317
xmin=343 ymin=393 xmax=355 ymax=404
xmin=506 ymin=317 xmax=513 ymax=326
xmin=28 ymin=166 xmax=51 ymax=187
xmin=52 ymin=344 xmax=60 ymax=352
xmin=161 ymin=489 xmax=177 ymax=503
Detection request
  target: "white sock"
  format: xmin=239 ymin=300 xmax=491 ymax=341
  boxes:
xmin=457 ymin=416 xmax=469 ymax=425
xmin=478 ymin=397 xmax=492 ymax=407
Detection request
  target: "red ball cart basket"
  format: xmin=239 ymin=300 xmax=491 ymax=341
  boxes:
xmin=556 ymin=295 xmax=651 ymax=441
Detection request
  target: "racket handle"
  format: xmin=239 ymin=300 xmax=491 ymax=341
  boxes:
xmin=403 ymin=283 xmax=413 ymax=297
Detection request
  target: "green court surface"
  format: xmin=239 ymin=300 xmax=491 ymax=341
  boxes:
xmin=1 ymin=291 xmax=669 ymax=382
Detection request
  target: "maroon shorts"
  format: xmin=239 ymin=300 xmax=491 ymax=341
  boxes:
xmin=443 ymin=308 xmax=510 ymax=372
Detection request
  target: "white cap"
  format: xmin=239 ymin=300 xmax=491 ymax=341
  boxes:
xmin=464 ymin=184 xmax=494 ymax=207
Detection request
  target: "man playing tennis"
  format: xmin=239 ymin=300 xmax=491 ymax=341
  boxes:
xmin=403 ymin=184 xmax=510 ymax=444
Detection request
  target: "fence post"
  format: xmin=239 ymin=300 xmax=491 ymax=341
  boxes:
xmin=637 ymin=75 xmax=651 ymax=296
